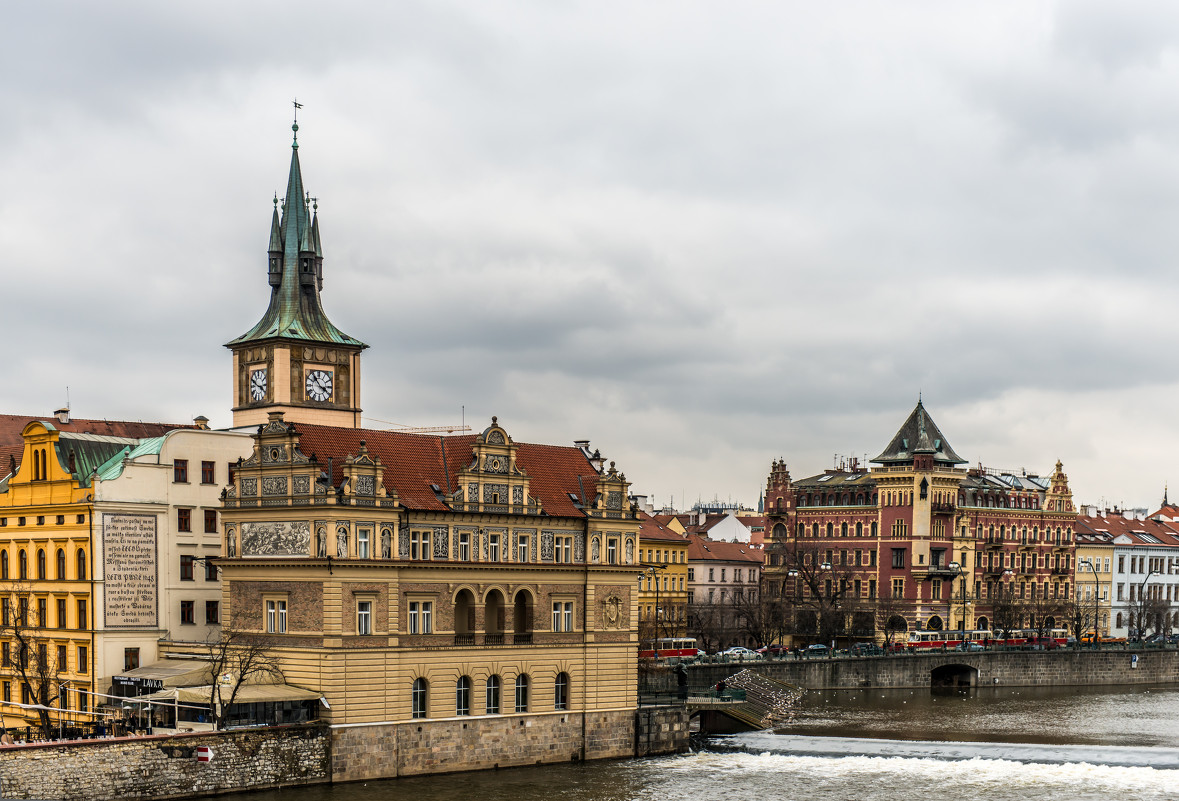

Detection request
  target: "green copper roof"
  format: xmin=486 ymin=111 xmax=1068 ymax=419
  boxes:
xmin=226 ymin=124 xmax=366 ymax=350
xmin=93 ymin=436 xmax=166 ymax=481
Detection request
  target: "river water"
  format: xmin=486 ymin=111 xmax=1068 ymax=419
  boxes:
xmin=230 ymin=685 xmax=1179 ymax=801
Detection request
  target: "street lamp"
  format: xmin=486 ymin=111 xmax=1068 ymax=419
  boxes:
xmin=637 ymin=563 xmax=668 ymax=646
xmin=948 ymin=562 xmax=971 ymax=644
xmin=1078 ymin=558 xmax=1100 ymax=646
xmin=1133 ymin=568 xmax=1160 ymax=642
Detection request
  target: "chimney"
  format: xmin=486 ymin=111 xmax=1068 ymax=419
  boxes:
xmin=54 ymin=408 xmax=70 ymax=424
xmin=193 ymin=416 xmax=210 ymax=430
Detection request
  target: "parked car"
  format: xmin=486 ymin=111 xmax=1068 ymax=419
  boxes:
xmin=804 ymin=643 xmax=829 ymax=656
xmin=849 ymin=642 xmax=884 ymax=656
xmin=757 ymin=644 xmax=790 ymax=657
xmin=720 ymin=646 xmax=761 ymax=660
xmin=955 ymin=642 xmax=985 ymax=652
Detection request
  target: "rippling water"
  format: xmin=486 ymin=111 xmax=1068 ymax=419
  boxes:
xmin=231 ymin=686 xmax=1179 ymax=801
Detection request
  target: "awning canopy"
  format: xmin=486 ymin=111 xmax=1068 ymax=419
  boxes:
xmin=114 ymin=659 xmax=213 ymax=688
xmin=135 ymin=684 xmax=323 ymax=706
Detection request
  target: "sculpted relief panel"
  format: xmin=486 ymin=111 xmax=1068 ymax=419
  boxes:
xmin=241 ymin=521 xmax=311 ymax=557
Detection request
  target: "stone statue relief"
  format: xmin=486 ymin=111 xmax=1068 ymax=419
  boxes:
xmin=603 ymin=595 xmax=622 ymax=629
xmin=625 ymin=538 xmax=634 ymax=564
xmin=226 ymin=529 xmax=236 ymax=558
xmin=381 ymin=528 xmax=392 ymax=559
xmin=316 ymin=527 xmax=327 ymax=558
xmin=336 ymin=527 xmax=349 ymax=558
xmin=590 ymin=537 xmax=600 ymax=563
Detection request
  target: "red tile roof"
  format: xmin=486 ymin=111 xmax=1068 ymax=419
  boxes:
xmin=1075 ymin=513 xmax=1179 ymax=546
xmin=0 ymin=413 xmax=187 ymax=478
xmin=686 ymin=534 xmax=764 ymax=564
xmin=290 ymin=424 xmax=601 ymax=518
xmin=638 ymin=511 xmax=688 ymax=542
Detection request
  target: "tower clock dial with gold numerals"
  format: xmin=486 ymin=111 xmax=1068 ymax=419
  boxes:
xmin=305 ymin=369 xmax=334 ymax=402
xmin=249 ymin=369 xmax=267 ymax=402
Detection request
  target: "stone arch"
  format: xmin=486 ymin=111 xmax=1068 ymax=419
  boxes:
xmin=927 ymin=615 xmax=944 ymax=631
xmin=931 ymin=663 xmax=978 ymax=690
xmin=512 ymin=589 xmax=533 ymax=634
xmin=454 ymin=588 xmax=476 ymax=636
xmin=975 ymin=616 xmax=989 ymax=631
xmin=484 ymin=589 xmax=506 ymax=635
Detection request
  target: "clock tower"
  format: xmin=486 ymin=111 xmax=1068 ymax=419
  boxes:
xmin=226 ymin=121 xmax=368 ymax=428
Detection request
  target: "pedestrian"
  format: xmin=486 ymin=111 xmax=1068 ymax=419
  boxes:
xmin=716 ymin=680 xmax=726 ymax=696
xmin=0 ymin=729 xmax=12 ymax=746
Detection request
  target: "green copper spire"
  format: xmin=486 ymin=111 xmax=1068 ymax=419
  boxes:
xmin=226 ymin=123 xmax=366 ymax=350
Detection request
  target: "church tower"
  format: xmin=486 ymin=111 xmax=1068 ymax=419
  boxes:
xmin=226 ymin=121 xmax=367 ymax=428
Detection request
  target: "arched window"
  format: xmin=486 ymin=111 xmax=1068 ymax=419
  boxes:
xmin=56 ymin=549 xmax=65 ymax=579
xmin=554 ymin=672 xmax=569 ymax=711
xmin=76 ymin=549 xmax=86 ymax=580
xmin=1116 ymin=612 xmax=1123 ymax=629
xmin=0 ymin=551 xmax=7 ymax=580
xmin=513 ymin=590 xmax=533 ymax=636
xmin=796 ymin=523 xmax=804 ymax=537
xmin=811 ymin=523 xmax=819 ymax=538
xmin=825 ymin=523 xmax=833 ymax=537
xmin=486 ymin=675 xmax=501 ymax=714
xmin=870 ymin=522 xmax=877 ymax=537
xmin=855 ymin=522 xmax=863 ymax=537
xmin=412 ymin=678 xmax=428 ymax=719
xmin=840 ymin=523 xmax=848 ymax=537
xmin=455 ymin=589 xmax=475 ymax=638
xmin=18 ymin=550 xmax=27 ymax=580
xmin=36 ymin=549 xmax=46 ymax=580
xmin=456 ymin=676 xmax=471 ymax=716
xmin=515 ymin=674 xmax=530 ymax=713
xmin=485 ymin=590 xmax=505 ymax=636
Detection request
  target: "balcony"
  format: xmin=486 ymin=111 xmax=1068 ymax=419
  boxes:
xmin=512 ymin=633 xmax=533 ymax=645
xmin=931 ymin=502 xmax=956 ymax=514
xmin=484 ymin=634 xmax=505 ymax=646
xmin=985 ymin=538 xmax=1004 ymax=549
xmin=453 ymin=634 xmax=475 ymax=646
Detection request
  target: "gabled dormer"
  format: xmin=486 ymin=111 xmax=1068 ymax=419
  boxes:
xmin=339 ymin=441 xmax=396 ymax=507
xmin=452 ymin=417 xmax=542 ymax=515
xmin=1045 ymin=460 xmax=1075 ymax=515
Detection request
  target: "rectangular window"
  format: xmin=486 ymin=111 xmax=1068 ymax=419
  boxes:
xmin=201 ymin=460 xmax=215 ymax=484
xmin=892 ymin=578 xmax=904 ymax=598
xmin=556 ymin=536 xmax=573 ymax=563
xmin=891 ymin=549 xmax=906 ymax=569
xmin=410 ymin=531 xmax=431 ymax=560
xmin=37 ymin=598 xmax=47 ymax=627
xmin=79 ymin=687 xmax=88 ymax=712
xmin=357 ymin=601 xmax=372 ymax=635
xmin=57 ymin=598 xmax=66 ymax=629
xmin=408 ymin=601 xmax=433 ymax=634
xmin=205 ymin=600 xmax=219 ymax=624
xmin=868 ymin=579 xmax=877 ymax=599
xmin=177 ymin=508 xmax=191 ymax=533
xmin=606 ymin=538 xmax=618 ymax=564
xmin=180 ymin=555 xmax=195 ymax=581
xmin=204 ymin=509 xmax=218 ymax=533
xmin=459 ymin=531 xmax=471 ymax=561
xmin=708 ymin=568 xmax=715 ymax=582
xmin=77 ymin=645 xmax=87 ymax=674
xmin=174 ymin=459 xmax=188 ymax=483
xmin=357 ymin=529 xmax=371 ymax=559
xmin=1 ymin=682 xmax=7 ymax=703
xmin=56 ymin=515 xmax=65 ymax=525
xmin=932 ymin=579 xmax=942 ymax=600
xmin=205 ymin=559 xmax=218 ymax=581
xmin=180 ymin=600 xmax=195 ymax=624
xmin=56 ymin=644 xmax=67 ymax=673
xmin=518 ymin=535 xmax=530 ymax=563
xmin=488 ymin=534 xmax=501 ymax=562
xmin=124 ymin=648 xmax=140 ymax=671
xmin=76 ymin=599 xmax=87 ymax=630
xmin=552 ymin=601 xmax=573 ymax=632
xmin=266 ymin=599 xmax=288 ymax=633
xmin=870 ymin=550 xmax=877 ymax=567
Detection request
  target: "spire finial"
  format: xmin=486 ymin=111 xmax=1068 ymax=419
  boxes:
xmin=273 ymin=193 xmax=279 ymax=208
xmin=292 ymin=98 xmax=303 ymax=148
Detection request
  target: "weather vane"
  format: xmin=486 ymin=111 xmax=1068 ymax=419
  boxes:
xmin=293 ymin=98 xmax=303 ymax=121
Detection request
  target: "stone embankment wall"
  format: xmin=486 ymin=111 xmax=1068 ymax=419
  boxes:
xmin=672 ymin=649 xmax=1179 ymax=691
xmin=0 ymin=724 xmax=329 ymax=801
xmin=331 ymin=707 xmax=688 ymax=783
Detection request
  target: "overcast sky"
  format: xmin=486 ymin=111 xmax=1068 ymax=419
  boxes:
xmin=5 ymin=1 xmax=1179 ymax=511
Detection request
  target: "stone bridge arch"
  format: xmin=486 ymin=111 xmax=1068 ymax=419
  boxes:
xmin=930 ymin=662 xmax=978 ymax=690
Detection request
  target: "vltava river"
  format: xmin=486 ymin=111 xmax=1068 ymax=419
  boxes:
xmin=232 ymin=685 xmax=1179 ymax=801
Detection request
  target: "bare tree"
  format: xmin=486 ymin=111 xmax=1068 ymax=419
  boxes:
xmin=0 ymin=583 xmax=62 ymax=737
xmin=1022 ymin=586 xmax=1066 ymax=643
xmin=989 ymin=585 xmax=1021 ymax=640
xmin=778 ymin=542 xmax=859 ymax=645
xmin=732 ymin=577 xmax=791 ymax=648
xmin=686 ymin=598 xmax=726 ymax=653
xmin=873 ymin=588 xmax=908 ymax=648
xmin=201 ymin=619 xmax=283 ymax=730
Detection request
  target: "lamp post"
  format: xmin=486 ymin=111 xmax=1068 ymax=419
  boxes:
xmin=1078 ymin=558 xmax=1100 ymax=646
xmin=1132 ymin=568 xmax=1160 ymax=642
xmin=637 ymin=563 xmax=668 ymax=647
xmin=948 ymin=562 xmax=971 ymax=646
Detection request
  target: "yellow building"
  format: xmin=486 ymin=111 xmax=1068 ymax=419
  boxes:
xmin=0 ymin=416 xmax=183 ymax=727
xmin=637 ymin=513 xmax=690 ymax=646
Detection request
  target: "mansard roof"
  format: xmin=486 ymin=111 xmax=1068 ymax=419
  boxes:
xmin=289 ymin=423 xmax=603 ymax=518
xmin=872 ymin=400 xmax=966 ymax=466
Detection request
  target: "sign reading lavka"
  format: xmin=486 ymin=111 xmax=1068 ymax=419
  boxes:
xmin=103 ymin=513 xmax=158 ymax=628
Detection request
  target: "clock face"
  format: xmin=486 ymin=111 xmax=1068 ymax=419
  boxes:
xmin=249 ymin=369 xmax=267 ymax=402
xmin=305 ymin=369 xmax=333 ymax=402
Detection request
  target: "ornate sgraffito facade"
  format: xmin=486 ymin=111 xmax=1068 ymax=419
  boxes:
xmin=764 ymin=401 xmax=1078 ymax=642
xmin=216 ymin=414 xmax=641 ymax=725
xmin=206 ymin=128 xmax=644 ymax=731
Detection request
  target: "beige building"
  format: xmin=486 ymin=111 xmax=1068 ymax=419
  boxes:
xmin=184 ymin=125 xmax=648 ymax=775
